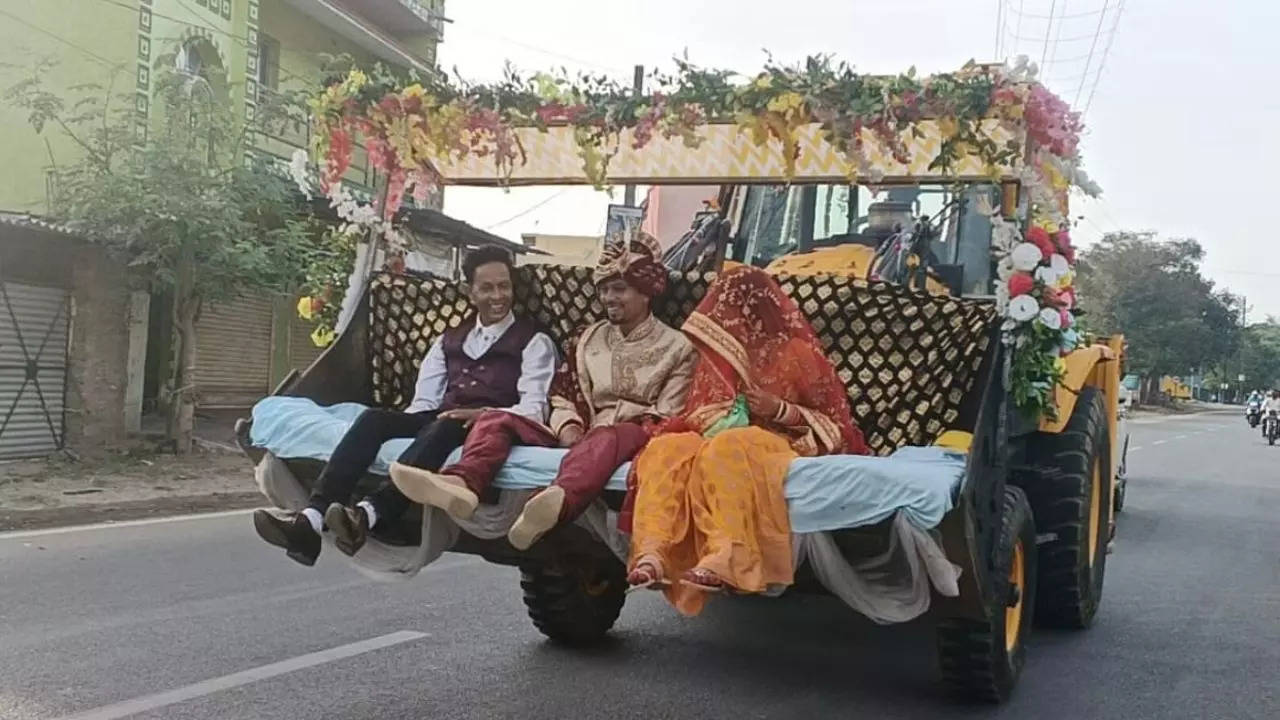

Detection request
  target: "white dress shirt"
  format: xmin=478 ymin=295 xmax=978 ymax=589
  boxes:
xmin=404 ymin=312 xmax=558 ymax=423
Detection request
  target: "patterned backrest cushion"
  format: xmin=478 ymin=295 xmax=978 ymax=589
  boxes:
xmin=367 ymin=265 xmax=996 ymax=455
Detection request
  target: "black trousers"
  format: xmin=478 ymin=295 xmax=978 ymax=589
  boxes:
xmin=308 ymin=408 xmax=469 ymax=523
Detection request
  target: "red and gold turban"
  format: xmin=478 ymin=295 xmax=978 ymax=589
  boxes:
xmin=593 ymin=231 xmax=668 ymax=297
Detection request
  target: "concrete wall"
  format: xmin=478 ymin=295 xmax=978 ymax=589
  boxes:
xmin=0 ymin=0 xmax=136 ymax=213
xmin=0 ymin=227 xmax=134 ymax=453
xmin=1 ymin=0 xmax=441 ymax=214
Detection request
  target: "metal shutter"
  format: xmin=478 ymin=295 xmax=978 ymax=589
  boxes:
xmin=195 ymin=293 xmax=273 ymax=408
xmin=0 ymin=281 xmax=69 ymax=459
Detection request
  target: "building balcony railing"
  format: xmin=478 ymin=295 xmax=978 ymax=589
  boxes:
xmin=254 ymin=88 xmax=378 ymax=194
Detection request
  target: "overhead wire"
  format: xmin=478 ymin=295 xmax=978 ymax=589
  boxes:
xmin=1081 ymin=0 xmax=1125 ymax=118
xmin=0 ymin=6 xmax=125 ymax=69
xmin=482 ymin=188 xmax=574 ymax=230
xmin=1038 ymin=0 xmax=1058 ymax=71
xmin=1004 ymin=1 xmax=1108 ymax=20
xmin=1045 ymin=0 xmax=1070 ymax=75
xmin=1074 ymin=1 xmax=1110 ymax=106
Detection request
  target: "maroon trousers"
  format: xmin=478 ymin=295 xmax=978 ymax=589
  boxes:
xmin=441 ymin=410 xmax=650 ymax=521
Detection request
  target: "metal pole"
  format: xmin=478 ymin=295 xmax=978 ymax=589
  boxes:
xmin=623 ymin=64 xmax=644 ymax=208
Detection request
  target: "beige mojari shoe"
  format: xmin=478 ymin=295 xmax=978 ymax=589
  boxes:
xmin=507 ymin=485 xmax=566 ymax=551
xmin=389 ymin=462 xmax=479 ymax=521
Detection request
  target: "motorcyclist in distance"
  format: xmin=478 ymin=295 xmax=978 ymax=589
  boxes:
xmin=1262 ymin=390 xmax=1280 ymax=436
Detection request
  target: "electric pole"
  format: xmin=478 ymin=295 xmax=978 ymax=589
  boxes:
xmin=623 ymin=64 xmax=644 ymax=208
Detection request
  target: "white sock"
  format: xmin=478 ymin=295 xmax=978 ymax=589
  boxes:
xmin=301 ymin=507 xmax=323 ymax=534
xmin=357 ymin=500 xmax=378 ymax=529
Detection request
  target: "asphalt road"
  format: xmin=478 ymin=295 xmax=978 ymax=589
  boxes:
xmin=1 ymin=409 xmax=1276 ymax=720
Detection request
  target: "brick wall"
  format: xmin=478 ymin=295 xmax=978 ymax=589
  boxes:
xmin=1 ymin=227 xmax=132 ymax=454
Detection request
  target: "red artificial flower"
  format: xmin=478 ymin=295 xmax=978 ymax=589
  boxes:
xmin=1008 ymin=272 xmax=1035 ymax=297
xmin=1026 ymin=226 xmax=1055 ymax=259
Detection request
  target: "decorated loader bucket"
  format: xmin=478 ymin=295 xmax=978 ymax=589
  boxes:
xmin=248 ymin=55 xmax=1122 ymax=704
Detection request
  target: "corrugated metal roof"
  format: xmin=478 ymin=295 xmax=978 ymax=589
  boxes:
xmin=0 ymin=212 xmax=83 ymax=239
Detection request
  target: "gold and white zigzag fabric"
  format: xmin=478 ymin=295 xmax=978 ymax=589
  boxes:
xmin=433 ymin=121 xmax=1019 ymax=186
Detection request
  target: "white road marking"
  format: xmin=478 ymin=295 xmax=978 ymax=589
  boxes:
xmin=1152 ymin=440 xmax=1167 ymax=446
xmin=0 ymin=508 xmax=258 ymax=541
xmin=1128 ymin=446 xmax=1144 ymax=452
xmin=54 ymin=630 xmax=427 ymax=720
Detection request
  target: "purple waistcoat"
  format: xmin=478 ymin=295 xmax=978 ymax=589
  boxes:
xmin=439 ymin=316 xmax=540 ymax=411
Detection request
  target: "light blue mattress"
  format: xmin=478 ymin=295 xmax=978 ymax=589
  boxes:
xmin=250 ymin=397 xmax=966 ymax=532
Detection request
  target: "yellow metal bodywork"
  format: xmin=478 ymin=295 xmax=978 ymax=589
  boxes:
xmin=1160 ymin=376 xmax=1192 ymax=400
xmin=1039 ymin=336 xmax=1125 ymax=533
xmin=764 ymin=245 xmax=950 ymax=295
xmin=433 ymin=120 xmax=1022 ymax=186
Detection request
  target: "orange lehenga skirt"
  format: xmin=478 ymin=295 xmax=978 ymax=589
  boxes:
xmin=628 ymin=425 xmax=797 ymax=616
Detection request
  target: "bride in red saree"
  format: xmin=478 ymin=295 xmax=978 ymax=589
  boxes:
xmin=625 ymin=265 xmax=868 ymax=616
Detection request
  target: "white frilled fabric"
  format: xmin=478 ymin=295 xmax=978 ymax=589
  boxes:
xmin=255 ymin=454 xmax=959 ymax=624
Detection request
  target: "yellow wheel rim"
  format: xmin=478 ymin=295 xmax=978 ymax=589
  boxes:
xmin=1088 ymin=458 xmax=1102 ymax=568
xmin=1005 ymin=539 xmax=1025 ymax=653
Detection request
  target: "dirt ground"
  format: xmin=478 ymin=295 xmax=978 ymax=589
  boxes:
xmin=0 ymin=448 xmax=262 ymax=531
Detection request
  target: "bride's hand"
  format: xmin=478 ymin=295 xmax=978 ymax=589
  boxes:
xmin=743 ymin=388 xmax=782 ymax=419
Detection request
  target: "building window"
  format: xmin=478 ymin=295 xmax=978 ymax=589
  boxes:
xmin=257 ymin=33 xmax=280 ymax=92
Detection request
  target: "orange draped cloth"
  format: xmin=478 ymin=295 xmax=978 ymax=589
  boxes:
xmin=628 ymin=266 xmax=867 ymax=616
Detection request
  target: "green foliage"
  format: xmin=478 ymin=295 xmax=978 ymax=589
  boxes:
xmin=1074 ymin=231 xmax=1240 ymax=379
xmin=1239 ymin=322 xmax=1280 ymax=390
xmin=5 ymin=58 xmax=316 ymax=303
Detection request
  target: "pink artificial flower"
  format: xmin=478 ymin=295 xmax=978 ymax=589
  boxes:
xmin=1060 ymin=309 xmax=1073 ymax=328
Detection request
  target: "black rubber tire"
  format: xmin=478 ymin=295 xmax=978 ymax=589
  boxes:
xmin=1025 ymin=386 xmax=1111 ymax=629
xmin=520 ymin=560 xmax=627 ymax=645
xmin=937 ymin=486 xmax=1037 ymax=703
xmin=1113 ymin=477 xmax=1126 ymax=513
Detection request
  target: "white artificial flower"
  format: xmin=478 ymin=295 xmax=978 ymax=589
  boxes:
xmin=1035 ymin=265 xmax=1061 ymax=286
xmin=289 ymin=149 xmax=312 ymax=198
xmin=1008 ymin=294 xmax=1039 ymax=322
xmin=1049 ymin=253 xmax=1070 ymax=274
xmin=1038 ymin=307 xmax=1063 ymax=330
xmin=1001 ymin=318 xmax=1018 ymax=333
xmin=1011 ymin=243 xmax=1043 ymax=271
xmin=996 ymin=256 xmax=1015 ymax=280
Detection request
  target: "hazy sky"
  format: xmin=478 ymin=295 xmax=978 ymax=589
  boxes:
xmin=438 ymin=1 xmax=1280 ymax=319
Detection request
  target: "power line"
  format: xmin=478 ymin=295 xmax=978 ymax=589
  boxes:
xmin=1074 ymin=1 xmax=1111 ymax=107
xmin=1046 ymin=0 xmax=1070 ymax=74
xmin=0 ymin=7 xmax=125 ymax=69
xmin=483 ymin=189 xmax=573 ymax=230
xmin=1004 ymin=0 xmax=1107 ymax=20
xmin=1082 ymin=0 xmax=1126 ymax=118
xmin=1012 ymin=0 xmax=1027 ymax=60
xmin=1039 ymin=0 xmax=1058 ymax=71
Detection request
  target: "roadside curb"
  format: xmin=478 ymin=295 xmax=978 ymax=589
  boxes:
xmin=0 ymin=491 xmax=263 ymax=532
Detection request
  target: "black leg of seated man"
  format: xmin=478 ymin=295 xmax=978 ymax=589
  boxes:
xmin=327 ymin=417 xmax=470 ymax=557
xmin=254 ymin=407 xmax=436 ymax=566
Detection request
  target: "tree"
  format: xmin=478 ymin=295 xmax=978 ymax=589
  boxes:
xmin=1075 ymin=231 xmax=1240 ymax=401
xmin=6 ymin=57 xmax=316 ymax=452
xmin=1240 ymin=322 xmax=1280 ymax=391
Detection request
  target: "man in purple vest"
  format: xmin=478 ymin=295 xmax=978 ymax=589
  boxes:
xmin=252 ymin=246 xmax=557 ymax=566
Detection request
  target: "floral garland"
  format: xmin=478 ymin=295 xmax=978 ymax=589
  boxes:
xmin=293 ymin=55 xmax=1097 ymax=416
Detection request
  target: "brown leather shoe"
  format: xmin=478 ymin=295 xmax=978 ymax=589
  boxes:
xmin=253 ymin=509 xmax=320 ymax=567
xmin=325 ymin=503 xmax=369 ymax=557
